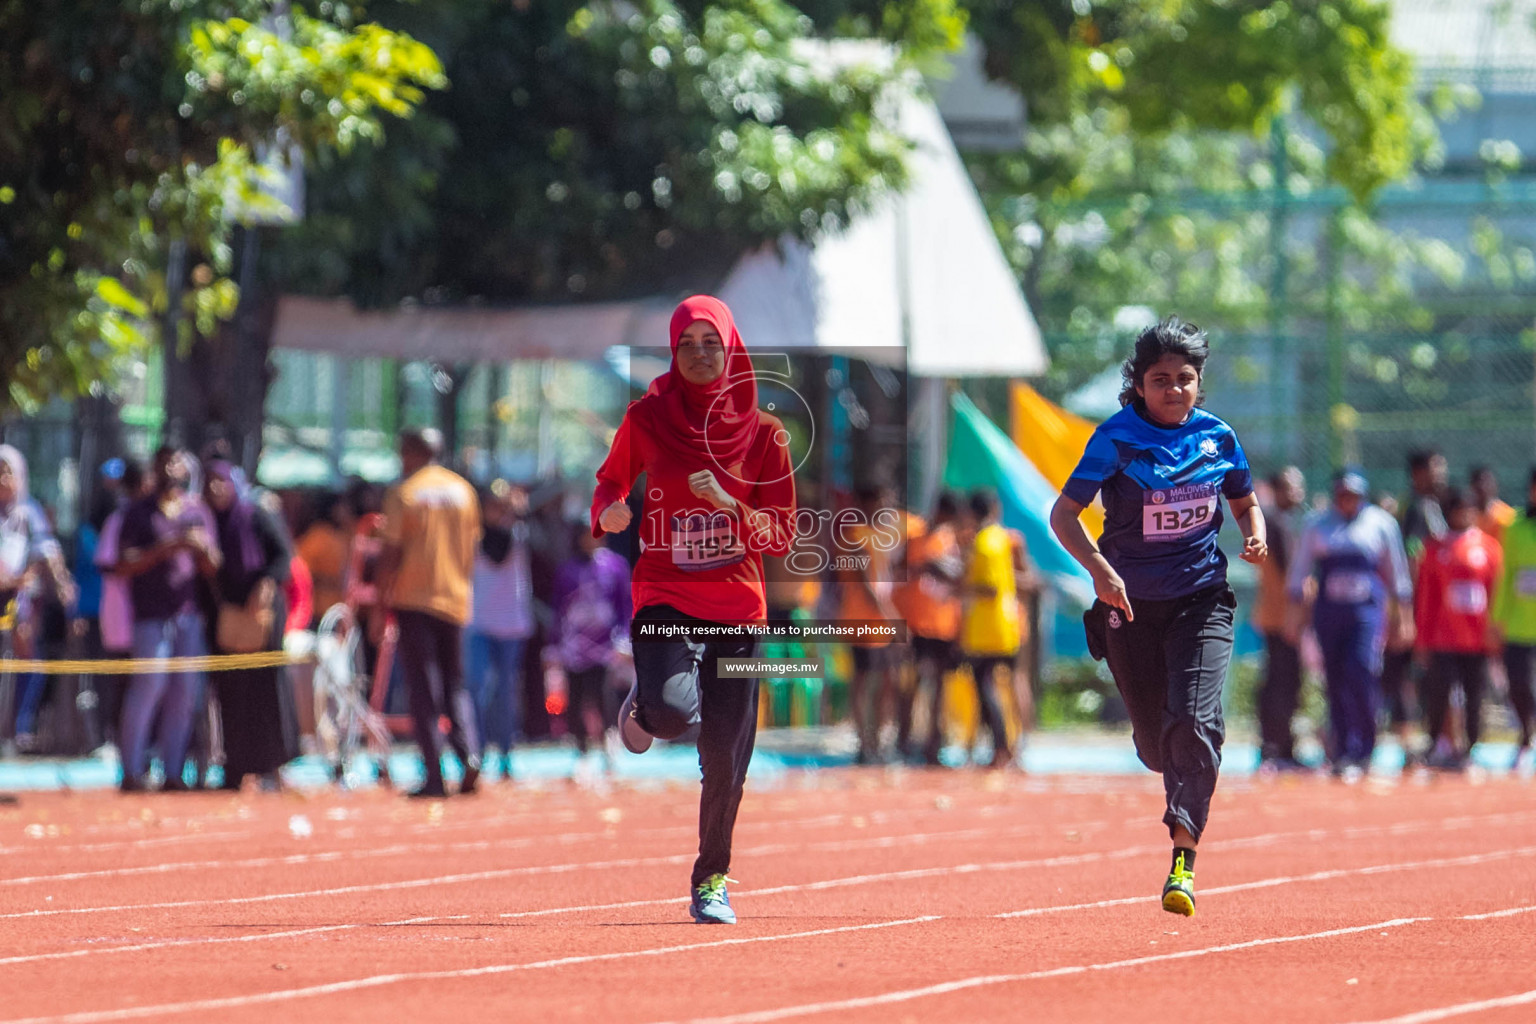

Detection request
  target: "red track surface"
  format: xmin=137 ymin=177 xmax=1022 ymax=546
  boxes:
xmin=3 ymin=770 xmax=1536 ymax=1023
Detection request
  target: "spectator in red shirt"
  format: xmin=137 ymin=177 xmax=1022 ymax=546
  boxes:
xmin=1415 ymin=488 xmax=1502 ymax=770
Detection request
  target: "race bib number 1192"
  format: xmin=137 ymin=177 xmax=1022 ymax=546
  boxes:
xmin=671 ymin=513 xmax=746 ymax=572
xmin=1142 ymin=483 xmax=1217 ymax=543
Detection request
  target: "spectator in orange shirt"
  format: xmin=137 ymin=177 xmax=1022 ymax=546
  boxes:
xmin=295 ymin=491 xmax=353 ymax=625
xmin=838 ymin=483 xmax=901 ymax=764
xmin=894 ymin=492 xmax=964 ymax=766
xmin=1415 ymin=488 xmax=1502 ymax=770
xmin=378 ymin=429 xmax=483 ymax=799
xmin=1471 ymin=466 xmax=1516 ymax=546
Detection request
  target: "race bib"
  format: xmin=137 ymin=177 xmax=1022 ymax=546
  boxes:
xmin=1517 ymin=569 xmax=1536 ymax=599
xmin=1448 ymin=580 xmax=1487 ymax=615
xmin=1142 ymin=483 xmax=1217 ymax=543
xmin=1324 ymin=571 xmax=1373 ymax=605
xmin=670 ymin=513 xmax=745 ymax=572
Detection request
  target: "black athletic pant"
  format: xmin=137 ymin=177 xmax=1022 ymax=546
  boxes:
xmin=964 ymin=655 xmax=1014 ymax=759
xmin=1501 ymin=644 xmax=1536 ymax=747
xmin=395 ymin=608 xmax=481 ymax=791
xmin=631 ymin=604 xmax=757 ymax=888
xmin=1096 ymin=585 xmax=1235 ymax=843
xmin=567 ymin=665 xmax=617 ymax=754
xmin=1422 ymin=651 xmax=1489 ymax=752
xmin=1256 ymin=631 xmax=1302 ymax=761
xmin=1381 ymin=647 xmax=1417 ymax=728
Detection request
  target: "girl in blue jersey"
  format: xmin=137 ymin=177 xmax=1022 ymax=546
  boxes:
xmin=1050 ymin=318 xmax=1267 ymax=918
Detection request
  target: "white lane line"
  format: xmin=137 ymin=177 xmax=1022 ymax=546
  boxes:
xmin=1338 ymin=905 xmax=1536 ymax=1023
xmin=28 ymin=834 xmax=1509 ymax=967
xmin=0 ymin=815 xmax=1119 ymax=887
xmin=0 ymin=853 xmax=690 ymax=922
xmin=1342 ymin=989 xmax=1536 ymax=1023
xmin=0 ymin=823 xmax=1128 ymax=929
xmin=0 ymin=914 xmax=453 ymax=968
xmin=997 ymin=845 xmax=1536 ymax=918
xmin=0 ymin=800 xmax=1104 ymax=865
xmin=0 ymin=831 xmax=251 ymax=856
xmin=651 ymin=917 xmax=1435 ymax=1024
xmin=5 ymin=806 xmax=1522 ymax=923
xmin=0 ymin=917 xmax=940 ymax=1024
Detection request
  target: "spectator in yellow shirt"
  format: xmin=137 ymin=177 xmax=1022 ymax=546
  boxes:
xmin=959 ymin=490 xmax=1035 ymax=768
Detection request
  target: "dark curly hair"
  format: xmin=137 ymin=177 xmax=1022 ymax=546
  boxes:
xmin=1118 ymin=317 xmax=1210 ymax=410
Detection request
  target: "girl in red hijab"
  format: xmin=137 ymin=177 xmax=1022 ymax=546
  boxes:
xmin=592 ymin=294 xmax=796 ymax=924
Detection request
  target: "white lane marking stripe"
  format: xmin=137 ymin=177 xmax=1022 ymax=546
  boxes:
xmin=5 ymin=805 xmax=1522 ymax=922
xmin=0 ymin=831 xmax=251 ymax=856
xmin=1340 ymin=988 xmax=1536 ymax=1023
xmin=0 ymin=801 xmax=1123 ymax=863
xmin=0 ymin=817 xmax=1115 ymax=887
xmin=1340 ymin=910 xmax=1536 ymax=1024
xmin=0 ymin=915 xmax=452 ymax=968
xmin=998 ymin=845 xmax=1536 ymax=918
xmin=16 ymin=836 xmax=1518 ymax=967
xmin=652 ymin=917 xmax=1435 ymax=1024
xmin=0 ymin=917 xmax=939 ymax=1024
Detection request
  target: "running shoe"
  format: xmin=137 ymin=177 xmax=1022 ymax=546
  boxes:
xmin=1513 ymin=744 xmax=1534 ymax=776
xmin=690 ymin=874 xmax=738 ymax=924
xmin=1161 ymin=852 xmax=1196 ymax=917
xmin=618 ymin=680 xmax=652 ymax=754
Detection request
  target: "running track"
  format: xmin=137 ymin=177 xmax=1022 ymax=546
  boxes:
xmin=2 ymin=770 xmax=1534 ymax=1023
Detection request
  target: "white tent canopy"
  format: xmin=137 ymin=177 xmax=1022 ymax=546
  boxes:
xmin=272 ymin=93 xmax=1044 ymax=378
xmin=709 ymin=92 xmax=1045 ymax=377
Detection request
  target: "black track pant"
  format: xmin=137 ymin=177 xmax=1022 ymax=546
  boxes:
xmin=1501 ymin=644 xmax=1536 ymax=747
xmin=1422 ymin=651 xmax=1489 ymax=752
xmin=631 ymin=605 xmax=758 ymax=888
xmin=1093 ymin=586 xmax=1235 ymax=842
xmin=1256 ymin=631 xmax=1302 ymax=761
xmin=396 ymin=609 xmax=481 ymax=790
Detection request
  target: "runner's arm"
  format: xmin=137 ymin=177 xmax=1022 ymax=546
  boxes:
xmin=1228 ymin=493 xmax=1267 ymax=564
xmin=1050 ymin=494 xmax=1132 ymax=621
xmin=593 ymin=414 xmax=641 ymax=536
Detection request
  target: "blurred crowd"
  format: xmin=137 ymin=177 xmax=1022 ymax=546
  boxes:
xmin=0 ymin=430 xmax=1041 ymax=792
xmin=21 ymin=429 xmax=1534 ymax=792
xmin=1254 ymin=450 xmax=1536 ymax=780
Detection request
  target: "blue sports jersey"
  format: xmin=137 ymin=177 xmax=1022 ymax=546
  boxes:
xmin=1063 ymin=405 xmax=1254 ymax=601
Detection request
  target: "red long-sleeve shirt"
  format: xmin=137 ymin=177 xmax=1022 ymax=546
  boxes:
xmin=1415 ymin=528 xmax=1501 ymax=654
xmin=591 ymin=408 xmax=796 ymax=625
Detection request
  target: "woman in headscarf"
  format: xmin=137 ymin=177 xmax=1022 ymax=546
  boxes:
xmin=592 ymin=295 xmax=796 ymax=924
xmin=204 ymin=460 xmax=299 ymax=791
xmin=0 ymin=444 xmax=72 ymax=749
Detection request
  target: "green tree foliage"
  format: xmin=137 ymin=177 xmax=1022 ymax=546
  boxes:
xmin=0 ymin=0 xmax=443 ymax=410
xmin=271 ymin=0 xmax=961 ymax=305
xmin=951 ymin=1 xmax=1496 ymax=400
xmin=963 ymin=0 xmax=1433 ymax=199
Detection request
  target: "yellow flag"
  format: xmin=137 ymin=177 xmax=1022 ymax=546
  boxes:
xmin=1009 ymin=381 xmax=1104 ymax=538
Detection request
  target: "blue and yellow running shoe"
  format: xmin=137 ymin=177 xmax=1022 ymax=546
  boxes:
xmin=1162 ymin=851 xmax=1196 ymax=917
xmin=690 ymin=874 xmax=737 ymax=924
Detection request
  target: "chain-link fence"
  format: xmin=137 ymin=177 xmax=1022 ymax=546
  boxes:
xmin=1199 ymin=326 xmax=1536 ymax=501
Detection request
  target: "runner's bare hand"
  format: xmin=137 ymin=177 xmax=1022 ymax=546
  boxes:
xmin=1240 ymin=535 xmax=1268 ymax=564
xmin=598 ymin=500 xmax=632 ymax=533
xmin=687 ymin=470 xmax=736 ymax=511
xmin=1093 ymin=566 xmax=1134 ymax=622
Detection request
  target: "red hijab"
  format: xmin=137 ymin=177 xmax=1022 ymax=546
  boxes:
xmin=635 ymin=295 xmax=760 ymax=473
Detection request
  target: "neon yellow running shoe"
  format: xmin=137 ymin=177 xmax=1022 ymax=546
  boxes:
xmin=1162 ymin=852 xmax=1196 ymax=917
xmin=690 ymin=873 xmax=738 ymax=924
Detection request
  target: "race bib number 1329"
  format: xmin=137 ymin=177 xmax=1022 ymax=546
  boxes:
xmin=1142 ymin=483 xmax=1217 ymax=543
